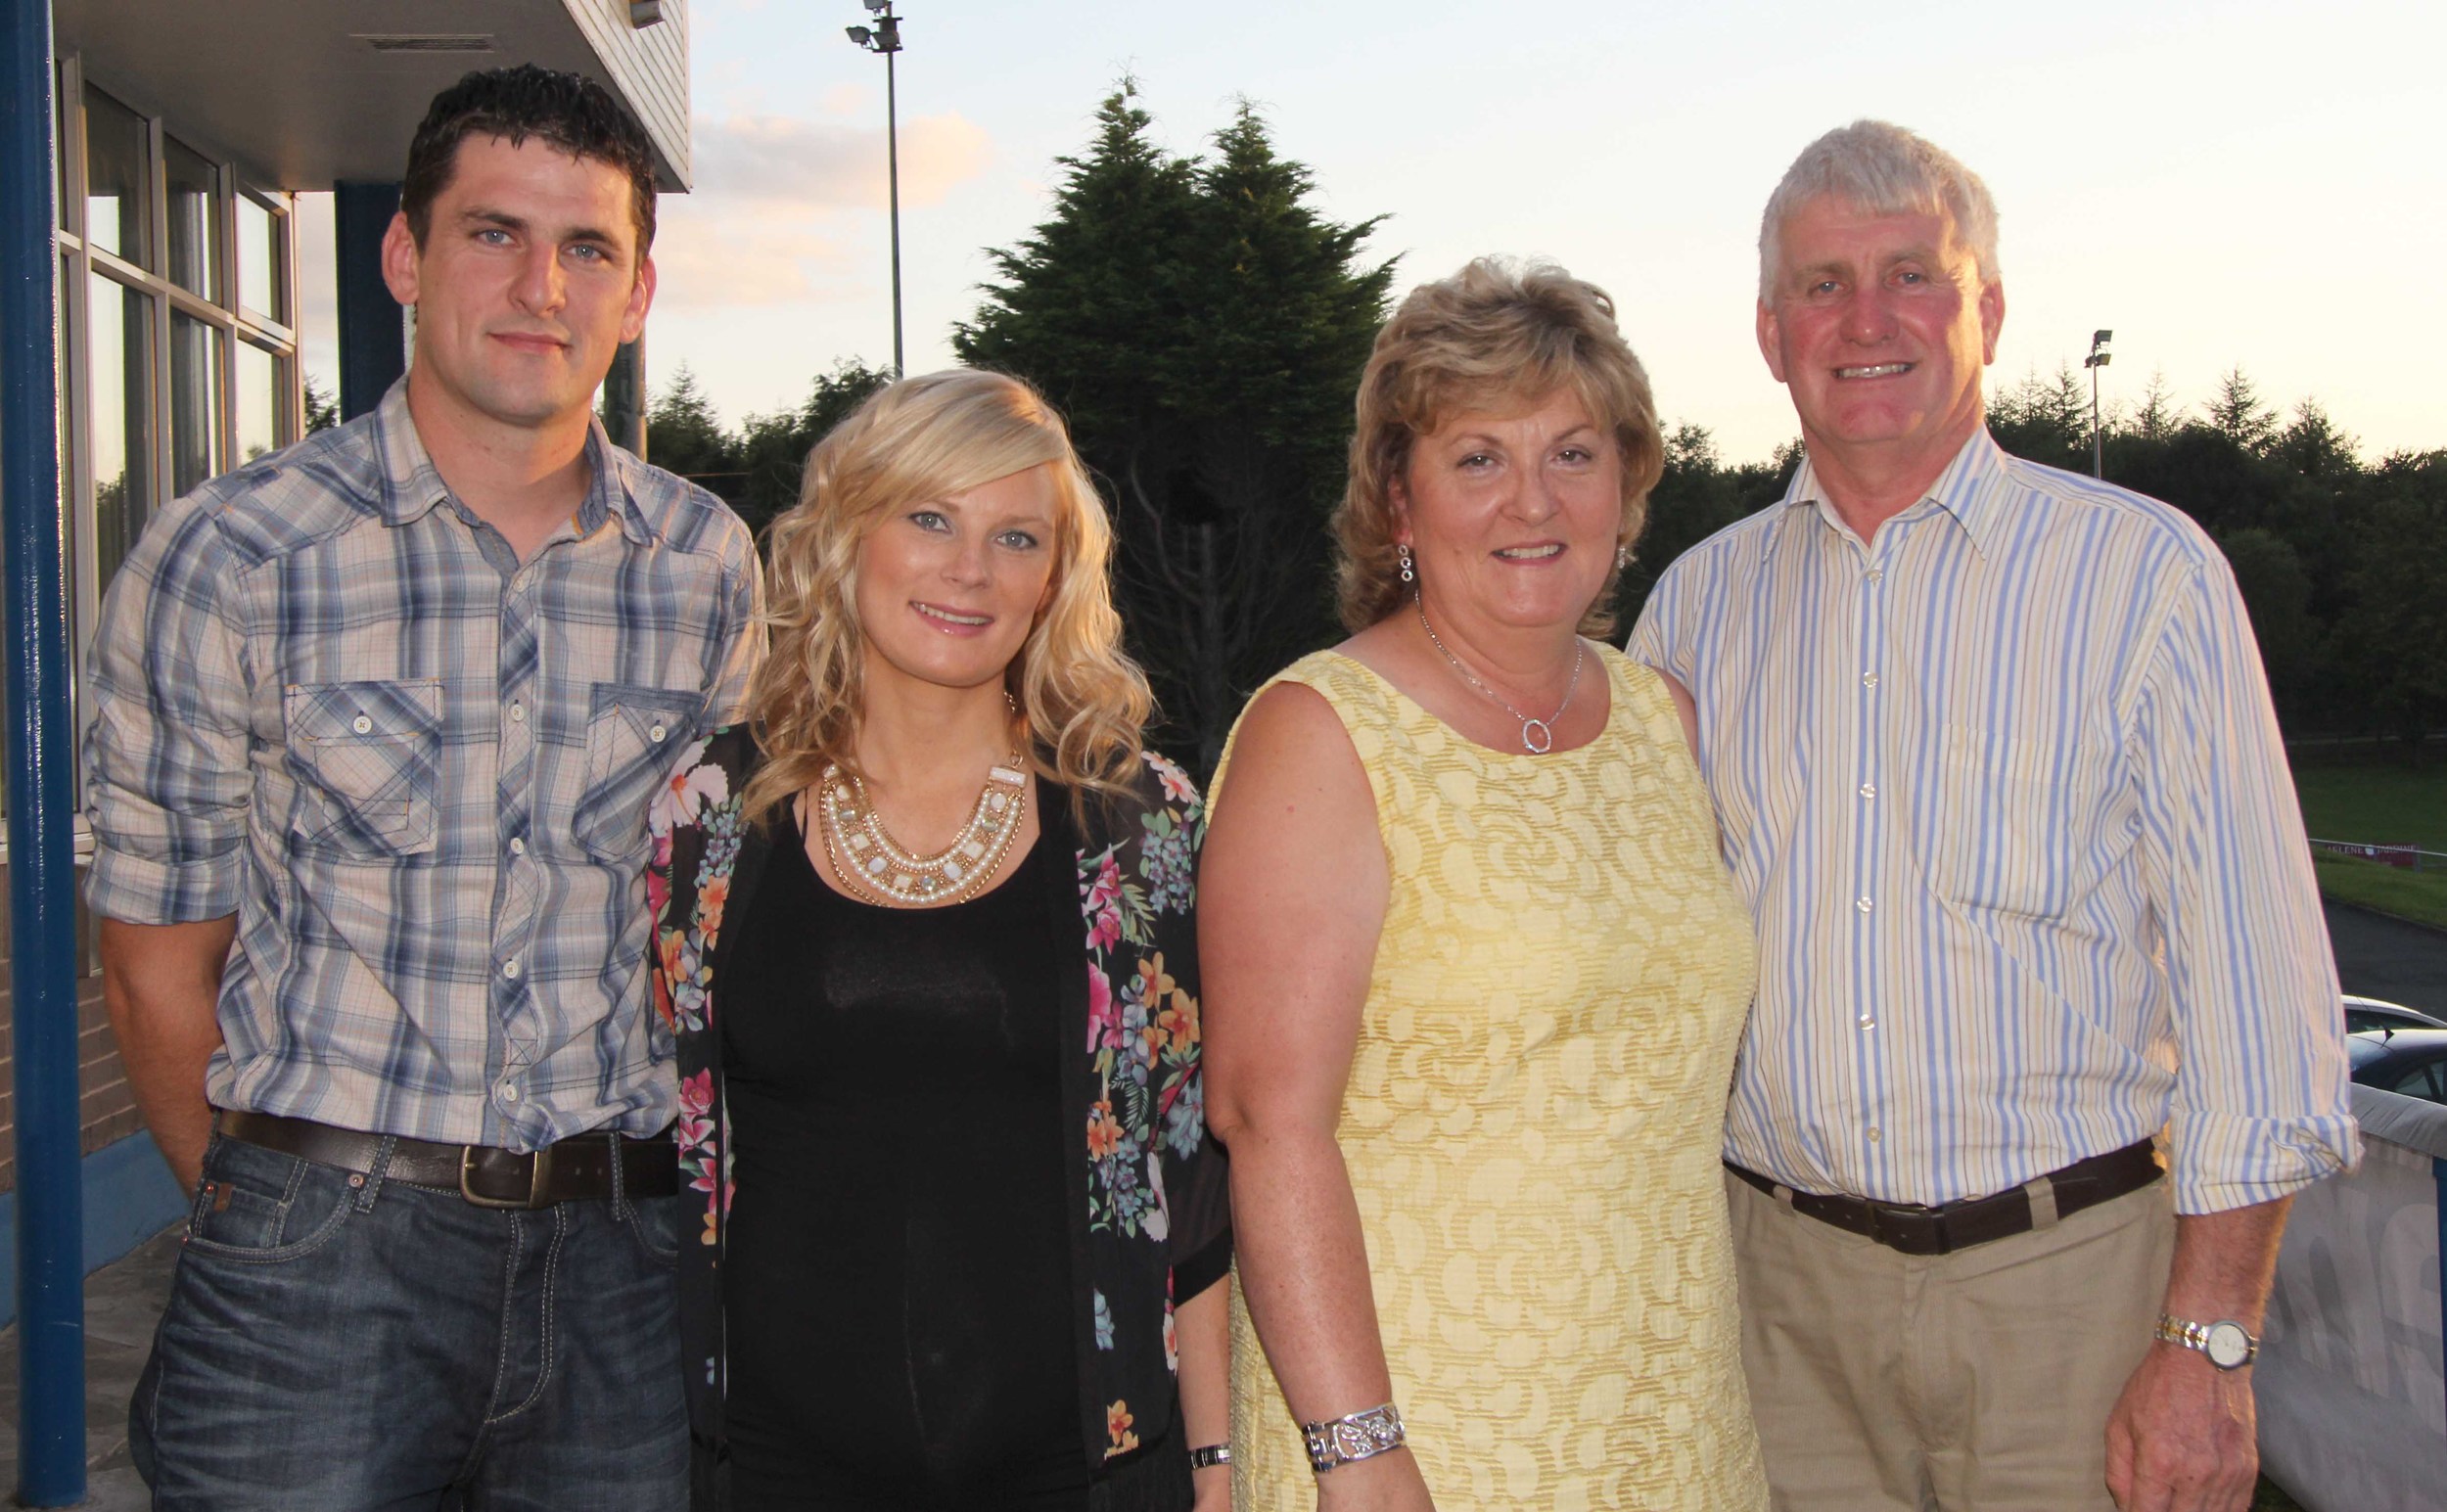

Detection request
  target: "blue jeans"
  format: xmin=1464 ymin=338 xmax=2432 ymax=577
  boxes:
xmin=131 ymin=1129 xmax=688 ymax=1510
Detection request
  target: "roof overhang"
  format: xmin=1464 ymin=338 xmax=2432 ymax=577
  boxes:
xmin=54 ymin=0 xmax=691 ymax=192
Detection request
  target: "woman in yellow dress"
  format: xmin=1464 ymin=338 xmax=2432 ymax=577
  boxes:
xmin=1201 ymin=258 xmax=1766 ymax=1511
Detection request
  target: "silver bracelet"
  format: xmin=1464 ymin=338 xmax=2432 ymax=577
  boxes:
xmin=1188 ymin=1443 xmax=1231 ymax=1471
xmin=1302 ymin=1401 xmax=1405 ymax=1474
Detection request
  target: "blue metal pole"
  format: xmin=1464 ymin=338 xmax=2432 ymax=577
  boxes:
xmin=0 ymin=0 xmax=87 ymax=1504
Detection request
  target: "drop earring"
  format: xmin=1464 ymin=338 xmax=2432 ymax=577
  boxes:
xmin=1616 ymin=544 xmax=1631 ymax=571
xmin=1398 ymin=543 xmax=1415 ymax=584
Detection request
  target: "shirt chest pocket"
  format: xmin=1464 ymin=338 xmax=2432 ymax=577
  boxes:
xmin=572 ymin=682 xmax=705 ymax=865
xmin=283 ymin=679 xmax=444 ymax=858
xmin=1921 ymin=722 xmax=2104 ymax=917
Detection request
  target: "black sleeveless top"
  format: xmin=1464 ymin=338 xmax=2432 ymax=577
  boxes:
xmin=718 ymin=811 xmax=1085 ymax=1510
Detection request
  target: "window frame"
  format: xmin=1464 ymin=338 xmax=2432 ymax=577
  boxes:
xmin=55 ymin=54 xmax=303 ymax=674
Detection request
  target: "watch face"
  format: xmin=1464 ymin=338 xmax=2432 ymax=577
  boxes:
xmin=2204 ymin=1322 xmax=2253 ymax=1369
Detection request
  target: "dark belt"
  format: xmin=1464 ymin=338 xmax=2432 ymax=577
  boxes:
xmin=1729 ymin=1138 xmax=2163 ymax=1257
xmin=217 ymin=1109 xmax=679 ymax=1210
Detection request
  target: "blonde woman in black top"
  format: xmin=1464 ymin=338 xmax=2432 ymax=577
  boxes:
xmin=649 ymin=370 xmax=1231 ymax=1510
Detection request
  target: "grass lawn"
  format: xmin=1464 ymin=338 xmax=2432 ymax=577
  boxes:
xmin=2311 ymin=851 xmax=2447 ymax=931
xmin=2293 ymin=760 xmax=2447 ymax=931
xmin=2292 ymin=761 xmax=2447 ymax=851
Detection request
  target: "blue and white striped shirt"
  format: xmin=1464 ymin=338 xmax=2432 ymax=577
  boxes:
xmin=84 ymin=380 xmax=762 ymax=1152
xmin=1629 ymin=429 xmax=2357 ymax=1214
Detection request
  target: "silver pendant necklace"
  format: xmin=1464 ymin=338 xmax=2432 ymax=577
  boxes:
xmin=1416 ymin=599 xmax=1583 ymax=755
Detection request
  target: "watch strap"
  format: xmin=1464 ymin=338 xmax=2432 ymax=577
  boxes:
xmin=2154 ymin=1311 xmax=2258 ymax=1369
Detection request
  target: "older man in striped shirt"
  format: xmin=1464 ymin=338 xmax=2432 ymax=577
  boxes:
xmin=1630 ymin=121 xmax=2356 ymax=1512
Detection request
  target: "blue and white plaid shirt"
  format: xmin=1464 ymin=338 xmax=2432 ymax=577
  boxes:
xmin=1631 ymin=429 xmax=2357 ymax=1214
xmin=84 ymin=380 xmax=762 ymax=1151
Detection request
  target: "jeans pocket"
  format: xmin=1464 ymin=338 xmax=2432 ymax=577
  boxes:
xmin=182 ymin=1137 xmax=360 ymax=1265
xmin=623 ymin=1191 xmax=682 ymax=1270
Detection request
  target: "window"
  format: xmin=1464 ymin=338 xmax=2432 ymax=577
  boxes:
xmin=51 ymin=60 xmax=303 ymax=716
xmin=87 ymin=272 xmax=153 ymax=592
xmin=165 ymin=138 xmax=220 ymax=301
xmin=235 ymin=340 xmax=283 ymax=465
xmin=2381 ymin=1055 xmax=2447 ymax=1105
xmin=236 ymin=193 xmax=287 ymax=327
xmin=83 ymin=83 xmax=150 ymax=270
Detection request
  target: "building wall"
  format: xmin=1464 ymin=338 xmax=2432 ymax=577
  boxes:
xmin=0 ymin=892 xmax=135 ymax=1193
xmin=0 ymin=59 xmax=307 ymax=1196
xmin=564 ymin=0 xmax=692 ymax=190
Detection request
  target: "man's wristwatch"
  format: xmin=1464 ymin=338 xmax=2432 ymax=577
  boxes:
xmin=2154 ymin=1312 xmax=2258 ymax=1370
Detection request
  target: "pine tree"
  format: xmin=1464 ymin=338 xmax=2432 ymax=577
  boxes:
xmin=732 ymin=359 xmax=895 ymax=537
xmin=2204 ymin=366 xmax=2280 ymax=453
xmin=1987 ymin=363 xmax=2092 ymax=472
xmin=957 ymin=87 xmax=1392 ymax=771
xmin=647 ymin=364 xmax=739 ymax=497
xmin=2131 ymin=368 xmax=2181 ymax=440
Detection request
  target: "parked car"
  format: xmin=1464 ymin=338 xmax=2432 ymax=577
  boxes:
xmin=2345 ymin=1028 xmax=2447 ymax=1105
xmin=2341 ymin=995 xmax=2447 ymax=1034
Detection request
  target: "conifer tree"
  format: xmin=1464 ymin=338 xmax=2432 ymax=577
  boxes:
xmin=957 ymin=86 xmax=1392 ymax=771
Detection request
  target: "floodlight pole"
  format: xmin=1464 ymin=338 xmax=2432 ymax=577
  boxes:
xmin=2084 ymin=329 xmax=2113 ymax=480
xmin=847 ymin=3 xmax=905 ymax=375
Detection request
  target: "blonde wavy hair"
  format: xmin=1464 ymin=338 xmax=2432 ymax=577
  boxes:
xmin=742 ymin=368 xmax=1152 ymax=828
xmin=1333 ymin=257 xmax=1664 ymax=636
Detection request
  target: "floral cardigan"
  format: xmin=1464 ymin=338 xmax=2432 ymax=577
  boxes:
xmin=647 ymin=727 xmax=1231 ymax=1509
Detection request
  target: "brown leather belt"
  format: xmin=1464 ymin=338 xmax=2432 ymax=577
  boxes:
xmin=1729 ymin=1139 xmax=2162 ymax=1257
xmin=217 ymin=1109 xmax=679 ymax=1210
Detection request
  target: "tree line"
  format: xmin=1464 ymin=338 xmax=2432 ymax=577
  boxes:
xmin=643 ymin=85 xmax=2447 ymax=769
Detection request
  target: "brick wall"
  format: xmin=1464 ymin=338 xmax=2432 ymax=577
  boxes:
xmin=0 ymin=877 xmax=144 ymax=1193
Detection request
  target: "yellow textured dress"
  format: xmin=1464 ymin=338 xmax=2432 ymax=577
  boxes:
xmin=1215 ymin=647 xmax=1766 ymax=1511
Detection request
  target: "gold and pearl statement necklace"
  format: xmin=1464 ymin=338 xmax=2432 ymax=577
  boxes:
xmin=816 ymin=756 xmax=1029 ymax=906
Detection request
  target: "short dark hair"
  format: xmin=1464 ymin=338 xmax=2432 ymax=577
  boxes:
xmin=400 ymin=65 xmax=659 ymax=255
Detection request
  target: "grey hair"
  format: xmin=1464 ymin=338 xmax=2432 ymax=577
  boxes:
xmin=1758 ymin=120 xmax=2000 ymax=301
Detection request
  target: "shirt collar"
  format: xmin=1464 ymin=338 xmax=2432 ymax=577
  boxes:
xmin=1779 ymin=427 xmax=2012 ymax=559
xmin=369 ymin=377 xmax=655 ymax=546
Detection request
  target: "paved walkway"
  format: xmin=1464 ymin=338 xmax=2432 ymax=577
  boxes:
xmin=2327 ymin=899 xmax=2447 ymax=1016
xmin=0 ymin=1225 xmax=174 ymax=1510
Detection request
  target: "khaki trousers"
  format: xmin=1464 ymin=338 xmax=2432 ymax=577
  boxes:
xmin=1727 ymin=1168 xmax=2176 ymax=1511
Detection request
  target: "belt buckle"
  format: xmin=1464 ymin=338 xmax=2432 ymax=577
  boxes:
xmin=1868 ymin=1201 xmax=1951 ymax=1256
xmin=459 ymin=1144 xmax=552 ymax=1210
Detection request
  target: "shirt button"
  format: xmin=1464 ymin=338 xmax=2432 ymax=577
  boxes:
xmin=508 ymin=836 xmax=527 ymax=856
xmin=1856 ymin=896 xmax=1874 ymax=913
xmin=1859 ymin=782 xmax=1877 ymax=800
xmin=501 ymin=958 xmax=522 ymax=980
xmin=1867 ymin=569 xmax=1884 ymax=584
xmin=1866 ymin=1126 xmax=1882 ymax=1143
xmin=497 ymin=1082 xmax=521 ymax=1104
xmin=509 ymin=703 xmax=527 ymax=723
xmin=1858 ymin=1014 xmax=1876 ymax=1029
xmin=648 ymin=723 xmax=667 ymax=744
xmin=1861 ymin=672 xmax=1880 ymax=689
xmin=351 ymin=714 xmax=373 ymax=734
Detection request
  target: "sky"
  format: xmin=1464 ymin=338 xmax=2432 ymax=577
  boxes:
xmin=300 ymin=0 xmax=2446 ymax=466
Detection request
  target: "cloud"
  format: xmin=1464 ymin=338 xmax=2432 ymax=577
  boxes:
xmin=651 ymin=208 xmax=859 ymax=311
xmin=690 ymin=110 xmax=993 ymax=211
xmin=645 ymin=110 xmax=992 ymax=310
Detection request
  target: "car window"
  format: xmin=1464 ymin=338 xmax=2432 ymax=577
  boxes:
xmin=2382 ymin=1056 xmax=2447 ymax=1104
